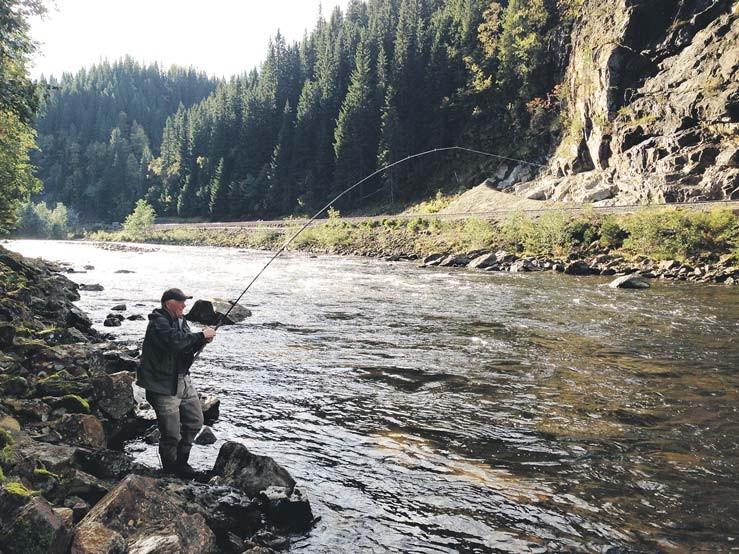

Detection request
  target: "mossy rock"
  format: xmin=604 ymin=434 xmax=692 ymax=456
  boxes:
xmin=52 ymin=395 xmax=90 ymax=414
xmin=0 ymin=416 xmax=20 ymax=434
xmin=2 ymin=480 xmax=38 ymax=497
xmin=36 ymin=370 xmax=92 ymax=397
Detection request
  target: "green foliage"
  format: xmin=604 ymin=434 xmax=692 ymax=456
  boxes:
xmin=599 ymin=216 xmax=626 ymax=248
xmin=123 ymin=200 xmax=156 ymax=236
xmin=16 ymin=201 xmax=73 ymax=238
xmin=622 ymin=208 xmax=739 ymax=261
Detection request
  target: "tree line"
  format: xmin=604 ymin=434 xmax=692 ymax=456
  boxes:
xmin=18 ymin=0 xmax=576 ymax=227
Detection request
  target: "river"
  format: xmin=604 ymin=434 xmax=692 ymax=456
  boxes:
xmin=6 ymin=240 xmax=738 ymax=553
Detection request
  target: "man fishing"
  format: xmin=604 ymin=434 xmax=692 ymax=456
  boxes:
xmin=137 ymin=288 xmax=217 ymax=477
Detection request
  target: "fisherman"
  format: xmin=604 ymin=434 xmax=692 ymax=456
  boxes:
xmin=137 ymin=288 xmax=217 ymax=477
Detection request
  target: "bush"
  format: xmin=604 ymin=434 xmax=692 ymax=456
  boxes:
xmin=123 ymin=199 xmax=156 ymax=236
xmin=599 ymin=216 xmax=626 ymax=248
xmin=16 ymin=201 xmax=73 ymax=238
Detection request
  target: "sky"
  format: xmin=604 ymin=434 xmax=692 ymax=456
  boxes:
xmin=29 ymin=0 xmax=350 ymax=79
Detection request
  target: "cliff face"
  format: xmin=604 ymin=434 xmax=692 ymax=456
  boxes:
xmin=513 ymin=0 xmax=738 ymax=204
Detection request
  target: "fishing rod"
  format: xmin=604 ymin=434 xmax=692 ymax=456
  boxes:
xmin=195 ymin=146 xmax=548 ymax=350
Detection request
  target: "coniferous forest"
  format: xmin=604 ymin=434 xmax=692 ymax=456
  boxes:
xmin=33 ymin=0 xmax=572 ymax=223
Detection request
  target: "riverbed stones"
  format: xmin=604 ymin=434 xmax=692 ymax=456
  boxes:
xmin=73 ymin=475 xmax=217 ymax=554
xmin=103 ymin=316 xmax=121 ymax=327
xmin=609 ymin=274 xmax=651 ymax=289
xmin=110 ymin=304 xmax=126 ymax=311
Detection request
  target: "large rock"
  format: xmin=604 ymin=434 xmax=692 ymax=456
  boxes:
xmin=36 ymin=369 xmax=93 ymax=398
xmin=0 ymin=490 xmax=72 ymax=554
xmin=73 ymin=447 xmax=142 ymax=480
xmin=211 ymin=442 xmax=296 ymax=498
xmin=258 ymin=486 xmax=314 ymax=531
xmin=72 ymin=475 xmax=217 ymax=554
xmin=200 ymin=394 xmax=220 ymax=423
xmin=468 ymin=252 xmax=498 ymax=270
xmin=186 ymin=299 xmax=252 ymax=326
xmin=54 ymin=414 xmax=106 ymax=448
xmin=609 ymin=274 xmax=651 ymax=289
xmin=92 ymin=371 xmax=135 ymax=420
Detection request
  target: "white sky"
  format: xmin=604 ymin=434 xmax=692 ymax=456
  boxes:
xmin=30 ymin=0 xmax=350 ymax=79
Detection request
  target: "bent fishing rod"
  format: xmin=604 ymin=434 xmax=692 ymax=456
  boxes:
xmin=196 ymin=145 xmax=547 ymax=352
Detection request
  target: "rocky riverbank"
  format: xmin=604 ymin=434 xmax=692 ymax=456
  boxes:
xmin=0 ymin=245 xmax=314 ymax=553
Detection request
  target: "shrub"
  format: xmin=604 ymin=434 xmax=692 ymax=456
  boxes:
xmin=16 ymin=201 xmax=73 ymax=238
xmin=599 ymin=216 xmax=626 ymax=248
xmin=123 ymin=199 xmax=156 ymax=237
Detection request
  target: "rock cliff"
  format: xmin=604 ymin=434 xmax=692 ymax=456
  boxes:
xmin=509 ymin=0 xmax=738 ymax=204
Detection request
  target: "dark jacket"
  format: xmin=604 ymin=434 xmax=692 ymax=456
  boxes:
xmin=137 ymin=308 xmax=206 ymax=395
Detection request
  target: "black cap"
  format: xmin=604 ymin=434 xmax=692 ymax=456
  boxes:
xmin=161 ymin=288 xmax=193 ymax=303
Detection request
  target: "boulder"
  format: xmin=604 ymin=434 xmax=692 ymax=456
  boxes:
xmin=64 ymin=496 xmax=92 ymax=524
xmin=509 ymin=259 xmax=533 ymax=273
xmin=67 ymin=305 xmax=93 ymax=331
xmin=101 ymin=350 xmax=139 ymax=373
xmin=212 ymin=442 xmax=296 ymax=498
xmin=93 ymin=371 xmax=135 ymax=420
xmin=422 ymin=253 xmax=445 ymax=266
xmin=0 ymin=492 xmax=72 ymax=554
xmin=73 ymin=447 xmax=151 ymax=481
xmin=609 ymin=274 xmax=651 ymax=289
xmin=114 ymin=269 xmax=135 ymax=274
xmin=0 ymin=322 xmax=15 ymax=348
xmin=110 ymin=304 xmax=126 ymax=311
xmin=8 ymin=433 xmax=78 ymax=478
xmin=126 ymin=314 xmax=145 ymax=321
xmin=2 ymin=398 xmax=50 ymax=422
xmin=258 ymin=486 xmax=314 ymax=531
xmin=195 ymin=426 xmax=217 ymax=445
xmin=468 ymin=253 xmax=498 ymax=270
xmin=73 ymin=475 xmax=217 ymax=554
xmin=0 ymin=375 xmax=31 ymax=397
xmin=70 ymin=521 xmax=127 ymax=554
xmin=54 ymin=414 xmax=106 ymax=448
xmin=563 ymin=261 xmax=594 ymax=275
xmin=54 ymin=469 xmax=111 ymax=506
xmin=79 ymin=284 xmax=104 ymax=292
xmin=36 ymin=370 xmax=93 ymax=398
xmin=438 ymin=254 xmax=470 ymax=267
xmin=186 ymin=300 xmax=252 ymax=326
xmin=200 ymin=395 xmax=220 ymax=423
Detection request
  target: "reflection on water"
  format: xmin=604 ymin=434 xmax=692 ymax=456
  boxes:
xmin=7 ymin=240 xmax=739 ymax=553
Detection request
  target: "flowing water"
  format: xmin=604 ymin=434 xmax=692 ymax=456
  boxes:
xmin=6 ymin=240 xmax=739 ymax=553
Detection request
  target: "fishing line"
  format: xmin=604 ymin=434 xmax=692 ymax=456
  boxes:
xmin=191 ymin=145 xmax=545 ymax=361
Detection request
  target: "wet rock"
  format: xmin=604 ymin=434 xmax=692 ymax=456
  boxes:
xmin=73 ymin=447 xmax=142 ymax=480
xmin=79 ymin=284 xmax=104 ymax=292
xmin=67 ymin=304 xmax=93 ymax=331
xmin=168 ymin=481 xmax=264 ymax=541
xmin=50 ymin=394 xmax=91 ymax=415
xmin=201 ymin=395 xmax=220 ymax=423
xmin=54 ymin=469 xmax=111 ymax=507
xmin=114 ymin=269 xmax=135 ymax=274
xmin=212 ymin=442 xmax=296 ymax=498
xmin=73 ymin=475 xmax=217 ymax=554
xmin=103 ymin=316 xmax=122 ymax=327
xmin=83 ymin=265 xmax=95 ymax=270
xmin=195 ymin=426 xmax=217 ymax=445
xmin=258 ymin=486 xmax=314 ymax=531
xmin=144 ymin=426 xmax=160 ymax=444
xmin=8 ymin=433 xmax=78 ymax=477
xmin=186 ymin=300 xmax=252 ymax=326
xmin=110 ymin=304 xmax=126 ymax=311
xmin=0 ymin=492 xmax=72 ymax=554
xmin=609 ymin=274 xmax=651 ymax=289
xmin=126 ymin=314 xmax=145 ymax=321
xmin=65 ymin=327 xmax=91 ymax=343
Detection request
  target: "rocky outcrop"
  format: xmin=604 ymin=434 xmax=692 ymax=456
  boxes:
xmin=509 ymin=0 xmax=738 ymax=204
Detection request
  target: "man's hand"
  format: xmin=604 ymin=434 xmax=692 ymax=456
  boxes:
xmin=203 ymin=327 xmax=216 ymax=343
